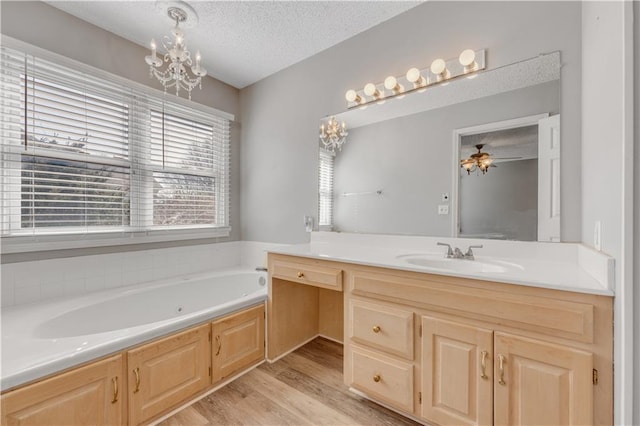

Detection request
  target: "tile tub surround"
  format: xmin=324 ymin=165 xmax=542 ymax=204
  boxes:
xmin=267 ymin=232 xmax=614 ymax=295
xmin=0 ymin=241 xmax=286 ymax=307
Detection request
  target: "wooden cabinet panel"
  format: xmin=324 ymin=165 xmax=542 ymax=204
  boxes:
xmin=421 ymin=316 xmax=493 ymax=426
xmin=127 ymin=324 xmax=210 ymax=425
xmin=349 ymin=270 xmax=595 ymax=343
xmin=211 ymin=304 xmax=265 ymax=383
xmin=272 ymin=258 xmax=343 ymax=290
xmin=347 ymin=345 xmax=414 ymax=413
xmin=349 ymin=299 xmax=413 ymax=359
xmin=494 ymin=332 xmax=593 ymax=426
xmin=1 ymin=355 xmax=123 ymax=426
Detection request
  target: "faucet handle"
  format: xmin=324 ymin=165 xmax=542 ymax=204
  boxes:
xmin=465 ymin=244 xmax=483 ymax=258
xmin=437 ymin=242 xmax=454 ymax=258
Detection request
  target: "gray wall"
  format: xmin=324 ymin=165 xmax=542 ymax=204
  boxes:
xmin=239 ymin=1 xmax=582 ymax=244
xmin=460 ymin=159 xmax=538 ymax=241
xmin=634 ymin=2 xmax=639 ymax=424
xmin=332 ymin=81 xmax=556 ymax=237
xmin=0 ymin=1 xmax=242 ymax=259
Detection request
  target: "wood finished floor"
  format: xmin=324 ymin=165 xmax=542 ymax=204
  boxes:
xmin=159 ymin=338 xmax=420 ymax=426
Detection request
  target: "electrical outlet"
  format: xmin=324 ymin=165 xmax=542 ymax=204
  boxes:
xmin=441 ymin=192 xmax=450 ymax=202
xmin=593 ymin=221 xmax=601 ymax=251
xmin=438 ymin=205 xmax=449 ymax=215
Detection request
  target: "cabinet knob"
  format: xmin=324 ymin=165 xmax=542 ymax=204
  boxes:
xmin=373 ymin=374 xmax=381 ymax=383
xmin=297 ymin=272 xmax=304 ymax=278
xmin=372 ymin=325 xmax=381 ymax=333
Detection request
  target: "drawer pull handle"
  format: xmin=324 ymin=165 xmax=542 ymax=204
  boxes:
xmin=133 ymin=367 xmax=140 ymax=393
xmin=111 ymin=376 xmax=118 ymax=404
xmin=373 ymin=374 xmax=381 ymax=383
xmin=216 ymin=335 xmax=222 ymax=356
xmin=480 ymin=350 xmax=488 ymax=380
xmin=297 ymin=272 xmax=304 ymax=278
xmin=498 ymin=354 xmax=506 ymax=386
xmin=372 ymin=325 xmax=381 ymax=333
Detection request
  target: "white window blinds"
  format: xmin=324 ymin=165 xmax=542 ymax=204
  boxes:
xmin=318 ymin=148 xmax=334 ymax=229
xmin=0 ymin=46 xmax=231 ymax=244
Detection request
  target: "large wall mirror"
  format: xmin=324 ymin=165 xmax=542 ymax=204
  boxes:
xmin=318 ymin=52 xmax=561 ymax=242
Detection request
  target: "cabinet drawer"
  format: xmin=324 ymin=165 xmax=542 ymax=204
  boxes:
xmin=349 ymin=299 xmax=413 ymax=359
xmin=272 ymin=259 xmax=343 ymax=290
xmin=348 ymin=345 xmax=414 ymax=413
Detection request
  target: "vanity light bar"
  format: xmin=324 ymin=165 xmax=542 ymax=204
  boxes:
xmin=345 ymin=49 xmax=486 ymax=109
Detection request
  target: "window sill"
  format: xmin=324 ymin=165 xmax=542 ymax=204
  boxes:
xmin=0 ymin=227 xmax=231 ymax=255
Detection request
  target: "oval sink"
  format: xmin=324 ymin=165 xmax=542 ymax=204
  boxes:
xmin=397 ymin=254 xmax=521 ymax=274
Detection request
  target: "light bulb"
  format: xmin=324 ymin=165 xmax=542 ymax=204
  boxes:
xmin=363 ymin=83 xmax=377 ymax=97
xmin=459 ymin=49 xmax=476 ymax=67
xmin=345 ymin=89 xmax=362 ymax=104
xmin=406 ymin=67 xmax=421 ymax=83
xmin=430 ymin=59 xmax=446 ymax=75
xmin=384 ymin=76 xmax=397 ymax=90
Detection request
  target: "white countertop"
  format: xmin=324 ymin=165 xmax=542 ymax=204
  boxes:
xmin=268 ymin=233 xmax=614 ymax=296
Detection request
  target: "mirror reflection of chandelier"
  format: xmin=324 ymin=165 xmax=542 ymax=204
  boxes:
xmin=319 ymin=116 xmax=348 ymax=152
xmin=460 ymin=144 xmax=495 ymax=175
xmin=144 ymin=2 xmax=207 ymax=100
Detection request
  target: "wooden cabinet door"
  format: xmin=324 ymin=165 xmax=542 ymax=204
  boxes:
xmin=494 ymin=332 xmax=593 ymax=426
xmin=127 ymin=324 xmax=210 ymax=425
xmin=211 ymin=304 xmax=265 ymax=383
xmin=421 ymin=316 xmax=493 ymax=426
xmin=1 ymin=354 xmax=123 ymax=426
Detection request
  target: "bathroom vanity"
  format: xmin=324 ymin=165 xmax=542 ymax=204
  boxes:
xmin=266 ymin=237 xmax=613 ymax=426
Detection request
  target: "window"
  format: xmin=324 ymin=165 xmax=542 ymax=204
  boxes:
xmin=0 ymin=45 xmax=231 ymax=250
xmin=318 ymin=148 xmax=334 ymax=229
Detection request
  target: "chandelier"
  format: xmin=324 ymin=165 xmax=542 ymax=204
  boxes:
xmin=460 ymin=144 xmax=495 ymax=175
xmin=319 ymin=116 xmax=348 ymax=152
xmin=145 ymin=4 xmax=207 ymax=100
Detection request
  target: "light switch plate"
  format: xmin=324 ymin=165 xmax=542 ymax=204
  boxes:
xmin=438 ymin=205 xmax=449 ymax=215
xmin=594 ymin=220 xmax=601 ymax=251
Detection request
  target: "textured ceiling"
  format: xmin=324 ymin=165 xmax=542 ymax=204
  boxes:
xmin=44 ymin=1 xmax=421 ymax=89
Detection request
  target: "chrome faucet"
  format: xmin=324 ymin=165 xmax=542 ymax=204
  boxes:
xmin=437 ymin=242 xmax=483 ymax=260
xmin=437 ymin=242 xmax=464 ymax=259
xmin=464 ymin=245 xmax=483 ymax=260
xmin=437 ymin=242 xmax=455 ymax=258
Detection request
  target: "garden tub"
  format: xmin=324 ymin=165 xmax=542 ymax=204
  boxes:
xmin=1 ymin=267 xmax=267 ymax=391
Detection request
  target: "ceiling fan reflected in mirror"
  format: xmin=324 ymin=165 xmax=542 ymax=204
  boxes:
xmin=460 ymin=144 xmax=521 ymax=175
